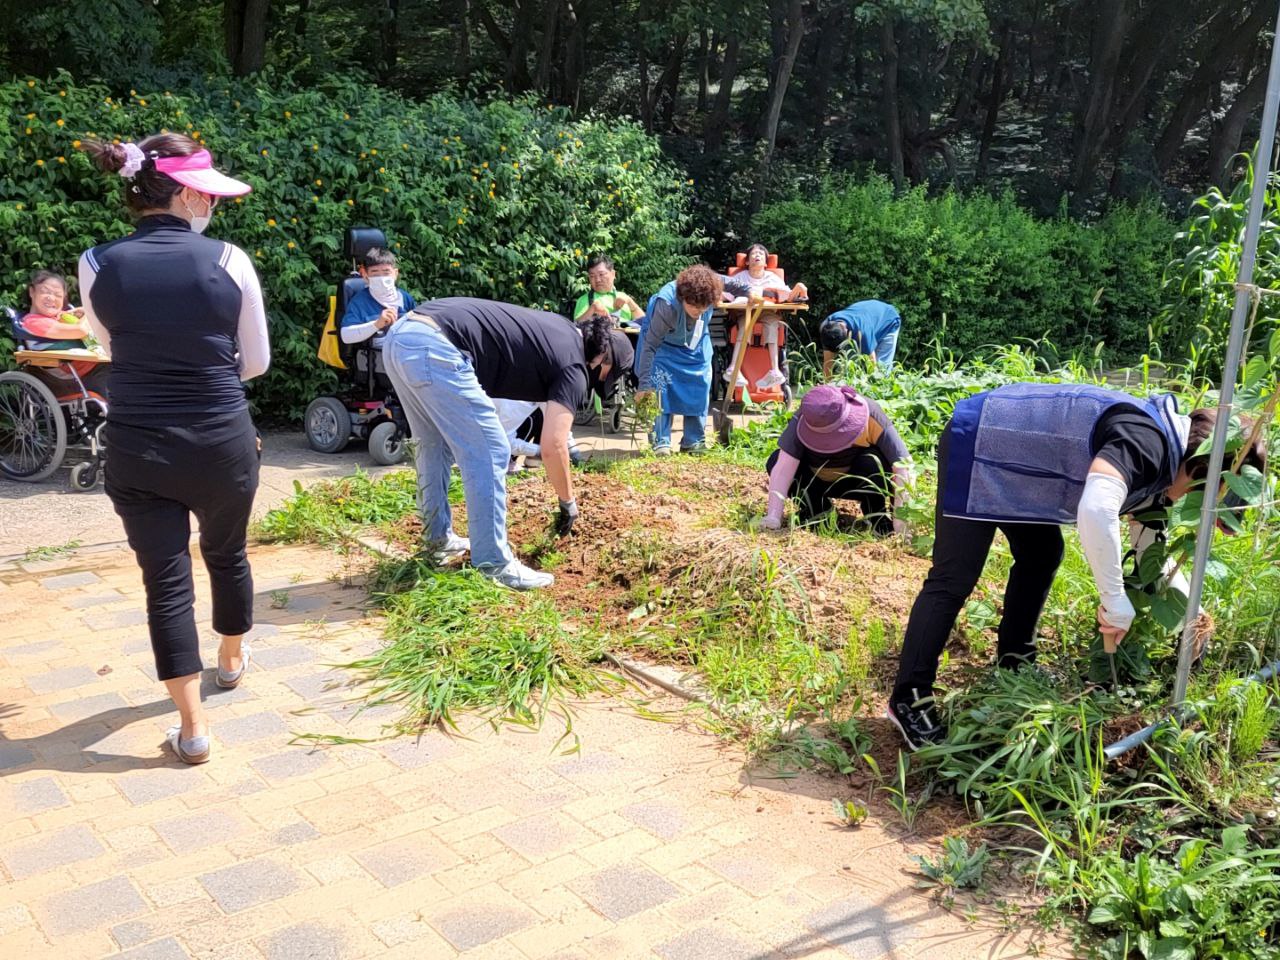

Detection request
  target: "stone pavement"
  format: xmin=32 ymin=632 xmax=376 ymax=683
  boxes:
xmin=0 ymin=542 xmax=1070 ymax=960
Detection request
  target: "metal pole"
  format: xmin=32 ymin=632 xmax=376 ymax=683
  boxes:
xmin=1171 ymin=0 xmax=1280 ymax=709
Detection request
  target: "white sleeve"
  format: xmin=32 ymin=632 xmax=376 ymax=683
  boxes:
xmin=1078 ymin=471 xmax=1136 ymax=630
xmin=222 ymin=244 xmax=270 ymax=381
xmin=340 ymin=320 xmax=379 ymax=344
xmin=78 ymin=251 xmax=111 ymax=358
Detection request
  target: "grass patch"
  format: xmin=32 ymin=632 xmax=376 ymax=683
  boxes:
xmin=332 ymin=558 xmax=616 ymax=742
xmin=20 ymin=539 xmax=83 ymax=562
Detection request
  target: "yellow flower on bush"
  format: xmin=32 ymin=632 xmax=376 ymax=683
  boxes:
xmin=457 ymin=217 xmax=464 ymax=225
xmin=35 ymin=159 xmax=44 ymax=166
xmin=402 ymin=143 xmax=408 ymax=149
xmin=55 ymin=119 xmax=64 ymax=127
xmin=60 ymin=90 xmax=66 ymax=97
xmin=57 ymin=156 xmax=65 ymax=163
xmin=379 ymin=166 xmax=386 ymax=173
xmin=26 ymin=112 xmax=34 ymax=119
xmin=27 ymin=80 xmax=34 ymax=87
xmin=314 ymin=178 xmax=322 ymax=186
xmin=343 ymin=113 xmax=350 ymax=120
xmin=500 ymin=145 xmax=507 ymax=153
xmin=15 ymin=203 xmax=23 ymax=210
xmin=512 ymin=161 xmax=519 ymax=169
xmin=193 ymin=131 xmax=201 ymax=138
xmin=255 ymin=250 xmax=263 ymax=257
xmin=287 ymin=241 xmax=296 ymax=249
xmin=72 ymin=139 xmax=81 ymax=148
xmin=574 ymin=248 xmax=582 ymax=256
xmin=443 ymin=154 xmax=450 ymax=161
xmin=138 ymin=99 xmax=147 ymax=106
xmin=284 ymin=111 xmax=292 ymax=118
xmin=451 ymin=260 xmax=460 ymax=267
xmin=235 ymin=197 xmax=243 ymax=203
xmin=347 ymin=199 xmax=354 ymax=206
xmin=25 ymin=128 xmax=32 ymax=135
xmin=261 ymin=149 xmax=268 ymax=156
xmin=482 ymin=161 xmax=488 ymax=168
xmin=370 ymin=148 xmax=378 ymax=155
xmin=290 ymin=217 xmax=297 ymax=224
xmin=267 ymin=218 xmax=277 ymax=227
xmin=312 ymin=143 xmax=319 ymax=151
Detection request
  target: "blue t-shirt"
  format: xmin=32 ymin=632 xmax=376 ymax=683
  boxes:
xmin=341 ymin=287 xmax=416 ymax=331
xmin=827 ymin=300 xmax=899 ymax=353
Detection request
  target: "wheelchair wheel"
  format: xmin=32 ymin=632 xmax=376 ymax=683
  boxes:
xmin=69 ymin=460 xmax=100 ymax=492
xmin=367 ymin=419 xmax=406 ymax=466
xmin=304 ymin=396 xmax=352 ymax=454
xmin=0 ymin=371 xmax=67 ymax=481
xmin=605 ymin=404 xmax=624 ymax=434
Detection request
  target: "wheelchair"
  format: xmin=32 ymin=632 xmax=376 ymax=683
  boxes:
xmin=710 ymin=250 xmax=796 ymax=407
xmin=1 ymin=307 xmax=108 ymax=491
xmin=306 ymin=227 xmax=410 ymax=465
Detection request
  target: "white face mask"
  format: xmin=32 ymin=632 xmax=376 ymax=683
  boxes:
xmin=181 ymin=193 xmax=212 ymax=234
xmin=368 ymin=274 xmax=399 ymax=308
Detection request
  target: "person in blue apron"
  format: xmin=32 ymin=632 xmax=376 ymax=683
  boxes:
xmin=634 ymin=265 xmax=754 ymax=454
xmin=888 ymin=383 xmax=1266 ymax=750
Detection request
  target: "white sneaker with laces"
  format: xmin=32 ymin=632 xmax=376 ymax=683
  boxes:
xmin=756 ymin=369 xmax=786 ymax=389
xmin=429 ymin=533 xmax=470 ymax=565
xmin=722 ymin=368 xmax=748 ymax=388
xmin=485 ymin=559 xmax=554 ymax=590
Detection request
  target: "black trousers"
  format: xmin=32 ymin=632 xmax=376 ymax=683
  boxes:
xmin=892 ymin=428 xmax=1064 ymax=703
xmin=765 ymin=448 xmax=894 ymax=535
xmin=104 ymin=411 xmax=259 ymax=682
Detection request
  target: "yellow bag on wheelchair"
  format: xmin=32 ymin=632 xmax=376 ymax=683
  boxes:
xmin=317 ymin=295 xmax=345 ymax=370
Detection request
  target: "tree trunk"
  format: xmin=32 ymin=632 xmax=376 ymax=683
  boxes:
xmin=696 ymin=28 xmax=710 ymax=112
xmin=294 ymin=0 xmax=311 ymax=38
xmin=1153 ymin=3 xmax=1270 ymax=174
xmin=704 ymin=34 xmax=739 ymax=153
xmin=1209 ymin=66 xmax=1269 ymax=186
xmin=750 ymin=0 xmax=806 ymax=216
xmin=1068 ymin=0 xmax=1133 ymax=199
xmin=458 ymin=0 xmax=472 ymax=90
xmin=507 ymin=0 xmax=537 ymax=94
xmin=224 ymin=0 xmax=270 ymax=76
xmin=976 ymin=27 xmax=1010 ymax=180
xmin=808 ymin=5 xmax=844 ymax=138
xmin=880 ymin=16 xmax=904 ymax=190
xmin=658 ymin=33 xmax=688 ymax=129
xmin=562 ymin=0 xmax=585 ymax=109
xmin=534 ymin=0 xmax=562 ymax=94
xmin=638 ymin=47 xmax=652 ymax=131
xmin=378 ymin=0 xmax=400 ymax=82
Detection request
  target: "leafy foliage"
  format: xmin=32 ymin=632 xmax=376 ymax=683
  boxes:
xmin=753 ymin=177 xmax=1175 ymax=362
xmin=0 ymin=71 xmax=698 ymax=420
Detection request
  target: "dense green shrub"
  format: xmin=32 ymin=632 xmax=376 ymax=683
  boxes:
xmin=0 ymin=70 xmax=698 ymax=420
xmin=752 ymin=177 xmax=1175 ymax=362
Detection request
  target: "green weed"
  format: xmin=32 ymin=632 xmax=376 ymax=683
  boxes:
xmin=914 ymin=837 xmax=991 ymax=892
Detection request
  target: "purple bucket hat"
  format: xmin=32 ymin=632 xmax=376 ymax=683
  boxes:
xmin=795 ymin=385 xmax=869 ymax=455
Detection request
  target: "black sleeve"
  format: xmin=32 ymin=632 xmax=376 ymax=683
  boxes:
xmin=547 ymin=365 xmax=589 ymax=411
xmin=1092 ymin=408 xmax=1169 ymax=493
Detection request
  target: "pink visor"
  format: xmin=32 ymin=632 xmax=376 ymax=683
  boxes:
xmin=154 ymin=150 xmax=252 ymax=197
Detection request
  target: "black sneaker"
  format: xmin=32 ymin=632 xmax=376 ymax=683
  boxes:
xmin=886 ymin=688 xmax=946 ymax=751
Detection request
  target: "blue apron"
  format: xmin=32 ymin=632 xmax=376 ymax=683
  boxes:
xmin=639 ymin=283 xmax=713 ymax=418
xmin=942 ymin=383 xmax=1185 ymax=525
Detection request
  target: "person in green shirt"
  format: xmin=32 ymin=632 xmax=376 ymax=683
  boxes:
xmin=573 ymin=255 xmax=644 ymax=330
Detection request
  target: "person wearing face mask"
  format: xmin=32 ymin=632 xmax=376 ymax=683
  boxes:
xmin=340 ymin=247 xmax=416 ymax=347
xmin=77 ymin=134 xmax=269 ymax=766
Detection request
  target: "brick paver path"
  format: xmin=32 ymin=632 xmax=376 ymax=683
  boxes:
xmin=0 ymin=543 xmax=1070 ymax=959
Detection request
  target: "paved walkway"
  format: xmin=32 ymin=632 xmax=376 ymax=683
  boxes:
xmin=0 ymin=544 xmax=1067 ymax=960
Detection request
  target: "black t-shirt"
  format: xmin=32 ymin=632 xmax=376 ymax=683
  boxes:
xmin=778 ymin=396 xmax=909 ymax=479
xmin=414 ymin=297 xmax=588 ymax=410
xmin=1091 ymin=407 xmax=1172 ymax=513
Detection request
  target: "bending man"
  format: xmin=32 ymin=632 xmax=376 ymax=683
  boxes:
xmin=383 ymin=298 xmax=588 ymax=590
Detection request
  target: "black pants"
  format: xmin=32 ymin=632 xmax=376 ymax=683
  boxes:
xmin=765 ymin=448 xmax=894 ymax=536
xmin=104 ymin=411 xmax=259 ymax=682
xmin=892 ymin=428 xmax=1064 ymax=703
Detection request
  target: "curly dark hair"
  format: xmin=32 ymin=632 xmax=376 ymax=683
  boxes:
xmin=81 ymin=133 xmax=203 ymax=213
xmin=583 ymin=315 xmax=614 ymax=367
xmin=674 ymin=265 xmax=723 ymax=310
xmin=1184 ymin=408 xmax=1267 ymax=479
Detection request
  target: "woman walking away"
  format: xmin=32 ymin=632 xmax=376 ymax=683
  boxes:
xmin=888 ymin=383 xmax=1266 ymax=751
xmin=79 ymin=134 xmax=268 ymax=765
xmin=761 ymin=385 xmax=911 ymax=536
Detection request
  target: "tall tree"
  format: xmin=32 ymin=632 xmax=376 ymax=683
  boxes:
xmin=224 ymin=0 xmax=270 ymax=75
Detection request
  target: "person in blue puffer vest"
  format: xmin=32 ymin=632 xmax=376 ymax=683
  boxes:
xmin=887 ymin=383 xmax=1267 ymax=750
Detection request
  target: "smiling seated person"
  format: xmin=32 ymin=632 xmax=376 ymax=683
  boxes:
xmin=722 ymin=243 xmax=808 ymax=391
xmin=573 ymin=255 xmax=645 ymax=331
xmin=17 ymin=268 xmax=110 ymax=396
xmin=340 ymin=247 xmax=416 ymax=349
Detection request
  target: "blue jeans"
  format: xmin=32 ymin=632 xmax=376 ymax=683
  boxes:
xmin=382 ymin=318 xmax=513 ymax=571
xmin=875 ymin=317 xmax=901 ymax=371
xmin=651 ymin=413 xmax=705 ymax=451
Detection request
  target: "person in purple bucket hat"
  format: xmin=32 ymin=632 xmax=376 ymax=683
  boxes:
xmin=760 ymin=385 xmax=912 ymax=537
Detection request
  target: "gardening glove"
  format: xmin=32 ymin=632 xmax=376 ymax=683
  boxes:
xmin=750 ymin=515 xmax=782 ymax=533
xmin=556 ymin=498 xmax=579 ymax=537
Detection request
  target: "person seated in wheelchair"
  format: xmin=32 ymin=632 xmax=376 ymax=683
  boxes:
xmin=573 ymin=255 xmax=645 ymax=331
xmin=17 ymin=268 xmax=109 ymax=397
xmin=721 ymin=243 xmax=807 ymax=392
xmin=340 ymin=246 xmax=415 ymax=350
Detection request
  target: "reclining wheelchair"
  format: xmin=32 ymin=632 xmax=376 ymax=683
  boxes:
xmin=1 ymin=307 xmax=108 ymax=490
xmin=306 ymin=227 xmax=410 ymax=465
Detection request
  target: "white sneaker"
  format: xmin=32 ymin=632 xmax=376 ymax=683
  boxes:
xmin=756 ymin=369 xmax=786 ymax=389
xmin=485 ymin=559 xmax=554 ymax=590
xmin=722 ymin=369 xmax=747 ymax=388
xmin=428 ymin=533 xmax=470 ymax=565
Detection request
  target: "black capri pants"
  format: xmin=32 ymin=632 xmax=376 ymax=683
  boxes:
xmin=765 ymin=448 xmax=895 ymax=536
xmin=104 ymin=411 xmax=259 ymax=682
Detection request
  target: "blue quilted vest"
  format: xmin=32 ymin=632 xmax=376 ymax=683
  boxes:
xmin=942 ymin=383 xmax=1185 ymax=524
